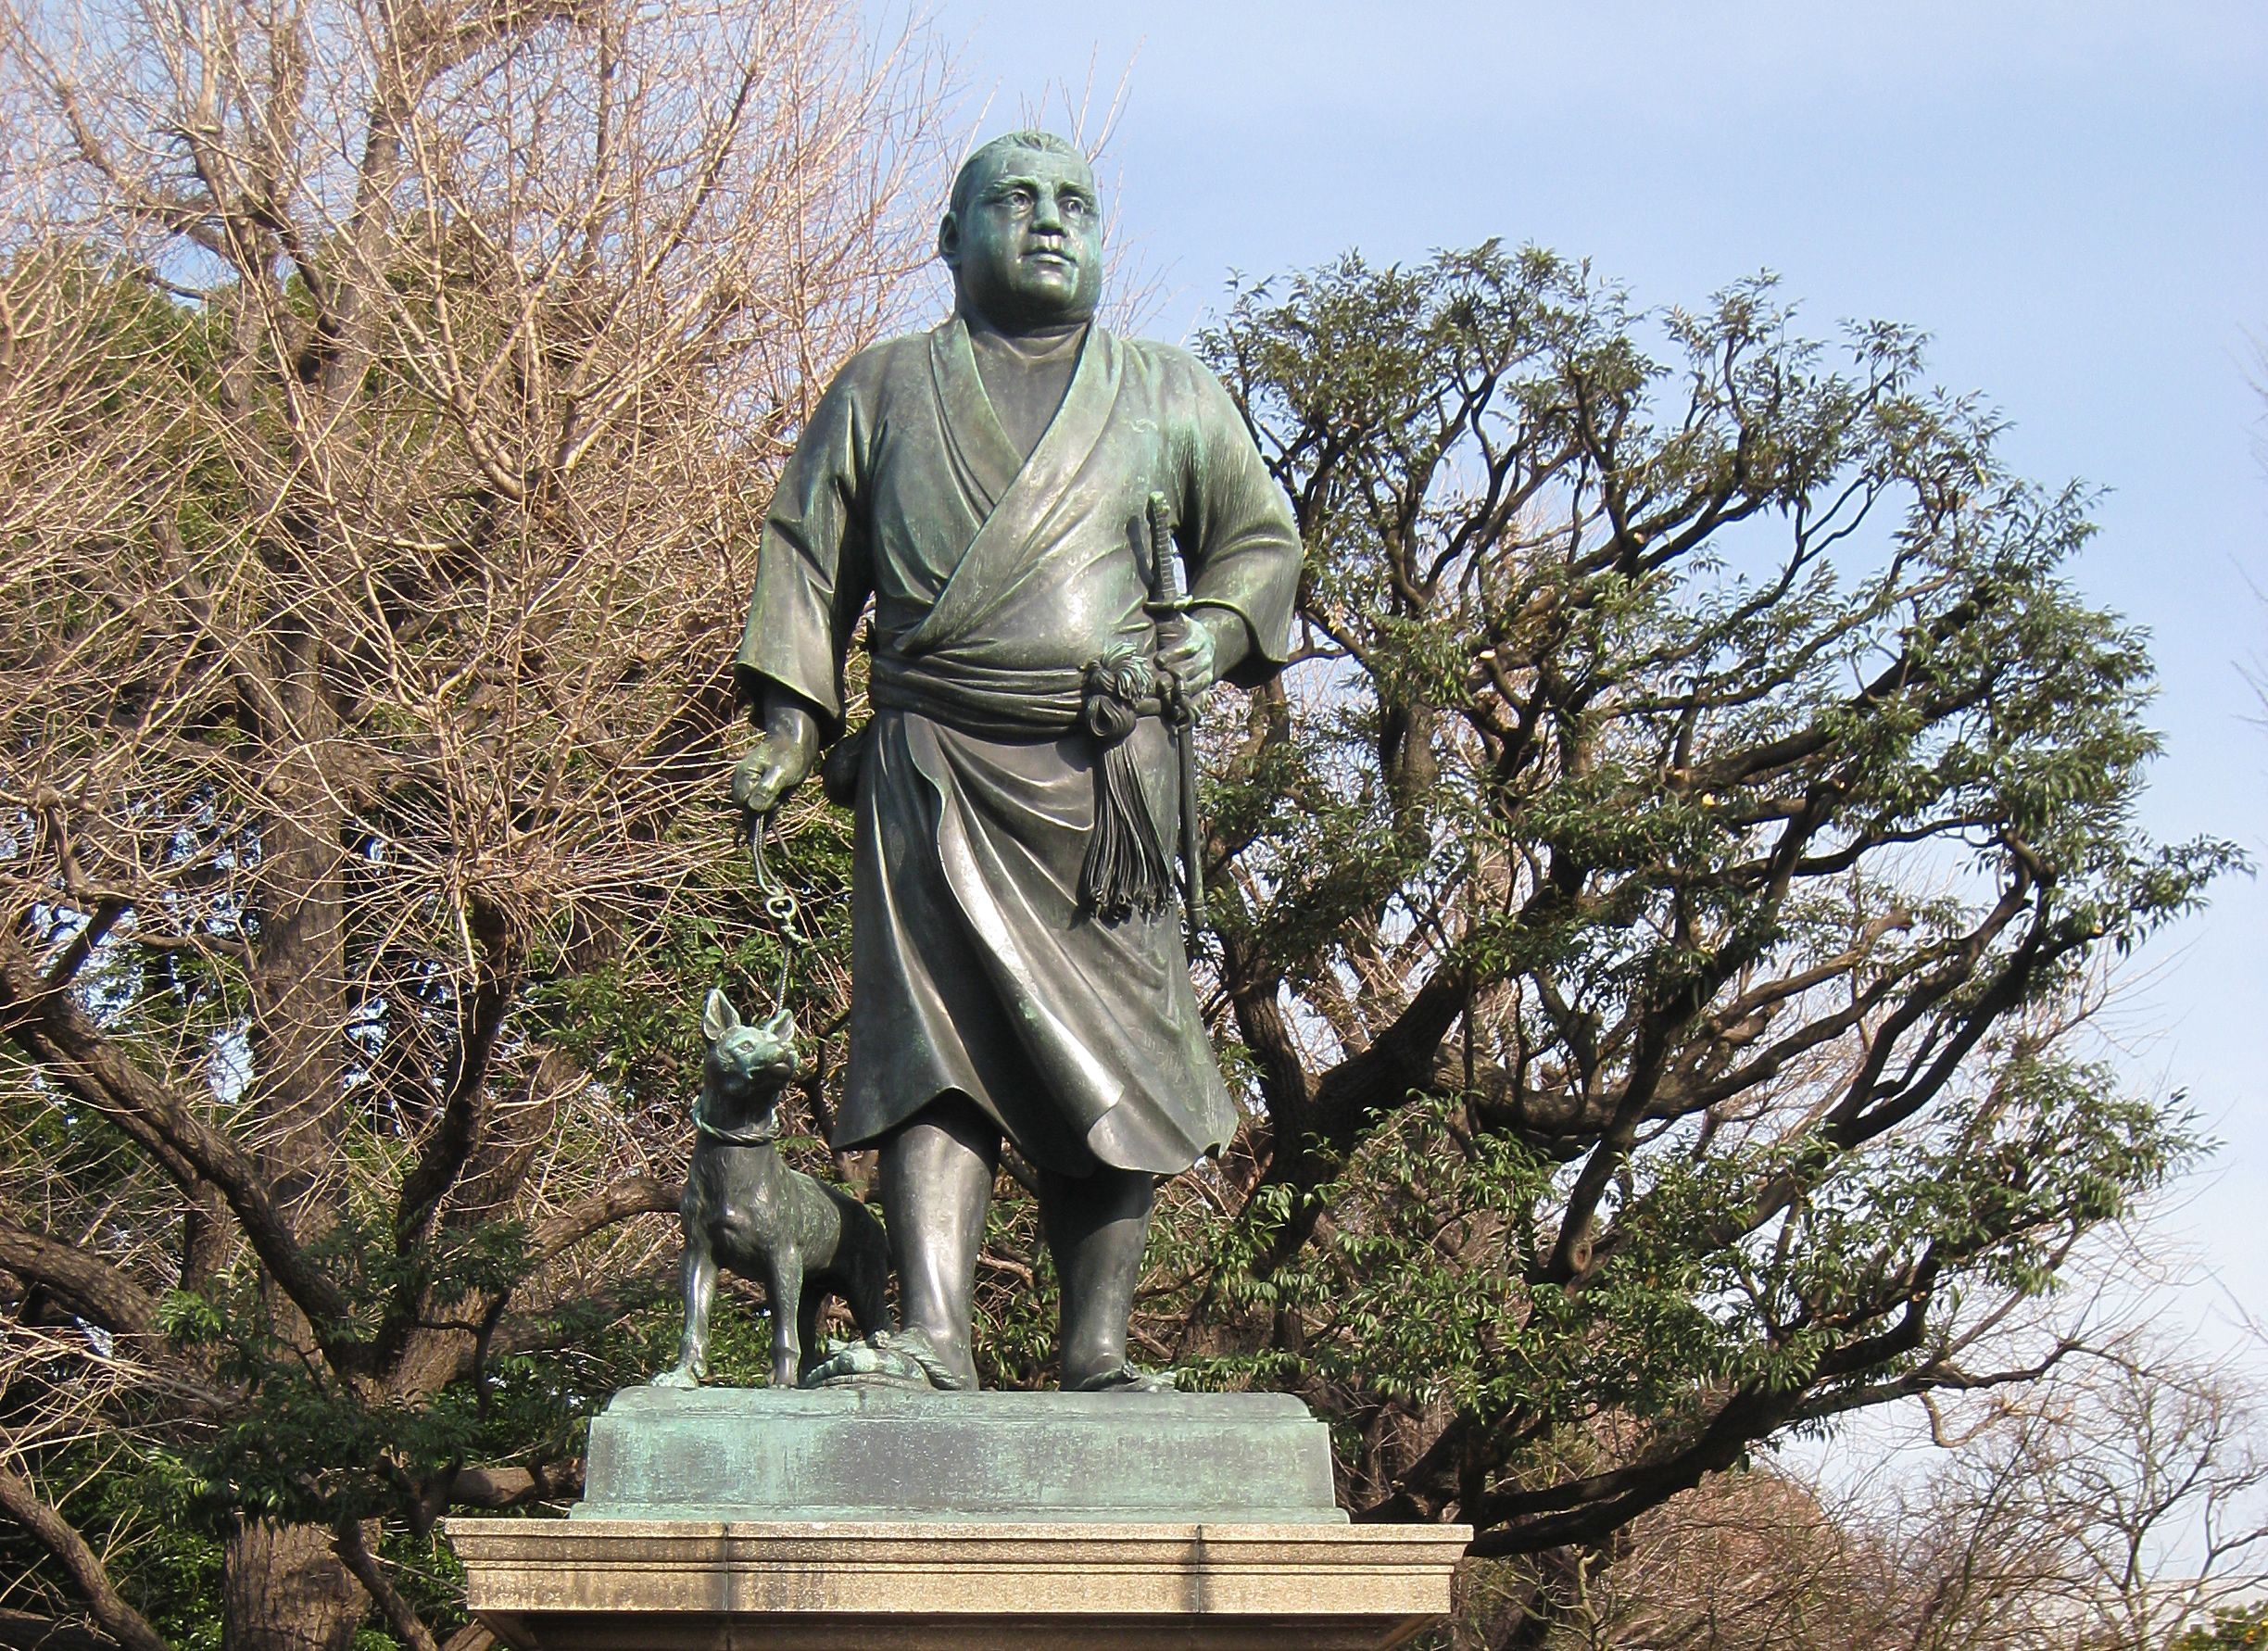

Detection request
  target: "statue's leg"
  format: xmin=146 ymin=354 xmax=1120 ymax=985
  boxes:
xmin=847 ymin=1204 xmax=894 ymax=1338
xmin=877 ymin=1092 xmax=999 ymax=1390
xmin=1041 ymin=1164 xmax=1157 ymax=1390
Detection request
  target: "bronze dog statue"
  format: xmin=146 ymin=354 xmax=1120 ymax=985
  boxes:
xmin=649 ymin=989 xmax=890 ymax=1389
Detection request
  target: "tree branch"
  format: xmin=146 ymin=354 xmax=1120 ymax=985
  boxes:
xmin=0 ymin=1220 xmax=160 ymax=1339
xmin=0 ymin=941 xmax=356 ymax=1360
xmin=0 ymin=1463 xmax=169 ymax=1651
xmin=333 ymin=1519 xmax=440 ymax=1651
xmin=395 ymin=898 xmax=523 ymax=1245
xmin=530 ymin=1176 xmax=679 ymax=1267
xmin=448 ymin=1459 xmax=582 ymax=1507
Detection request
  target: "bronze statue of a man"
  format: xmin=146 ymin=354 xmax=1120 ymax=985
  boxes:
xmin=727 ymin=131 xmax=1300 ymax=1392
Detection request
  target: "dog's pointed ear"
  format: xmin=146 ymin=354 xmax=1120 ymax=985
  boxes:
xmin=702 ymin=989 xmax=740 ymax=1041
xmin=760 ymin=1005 xmax=798 ymax=1044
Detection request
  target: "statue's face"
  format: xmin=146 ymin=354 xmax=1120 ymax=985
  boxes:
xmin=939 ymin=145 xmax=1102 ymax=331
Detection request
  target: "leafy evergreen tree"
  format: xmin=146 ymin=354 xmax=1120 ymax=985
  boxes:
xmin=1127 ymin=243 xmax=2234 ymax=1559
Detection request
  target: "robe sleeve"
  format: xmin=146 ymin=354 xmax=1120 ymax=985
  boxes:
xmin=1172 ymin=358 xmax=1304 ymax=690
xmin=732 ymin=349 xmax=883 ymax=737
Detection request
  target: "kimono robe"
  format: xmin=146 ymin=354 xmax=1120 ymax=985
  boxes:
xmin=733 ymin=315 xmax=1301 ymax=1176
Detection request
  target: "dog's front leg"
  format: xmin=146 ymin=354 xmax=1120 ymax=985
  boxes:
xmin=767 ymin=1249 xmax=803 ymax=1387
xmin=657 ymin=1235 xmax=717 ymax=1388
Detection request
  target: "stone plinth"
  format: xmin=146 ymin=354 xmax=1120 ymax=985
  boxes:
xmin=575 ymin=1385 xmax=1345 ymax=1523
xmin=446 ymin=1518 xmax=1470 ymax=1649
xmin=446 ymin=1388 xmax=1469 ymax=1649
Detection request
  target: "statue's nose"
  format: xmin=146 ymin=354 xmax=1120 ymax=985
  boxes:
xmin=1030 ymin=191 xmax=1065 ymax=233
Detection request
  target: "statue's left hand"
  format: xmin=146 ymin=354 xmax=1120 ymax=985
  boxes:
xmin=1152 ymin=606 xmax=1245 ymax=699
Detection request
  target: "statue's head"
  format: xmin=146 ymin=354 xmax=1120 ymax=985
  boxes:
xmin=938 ymin=131 xmax=1102 ymax=332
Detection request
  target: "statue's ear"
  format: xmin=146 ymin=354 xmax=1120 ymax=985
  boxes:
xmin=760 ymin=1005 xmax=798 ymax=1045
xmin=701 ymin=989 xmax=739 ymax=1042
xmin=935 ymin=212 xmax=959 ymax=269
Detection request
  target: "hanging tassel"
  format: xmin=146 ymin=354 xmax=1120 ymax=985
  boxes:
xmin=1078 ymin=647 xmax=1173 ymax=923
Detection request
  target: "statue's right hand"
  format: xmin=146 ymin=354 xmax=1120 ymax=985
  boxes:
xmin=730 ymin=737 xmax=811 ymax=815
xmin=730 ymin=691 xmax=821 ymax=815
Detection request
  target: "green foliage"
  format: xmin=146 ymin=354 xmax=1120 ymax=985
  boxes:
xmin=61 ymin=1445 xmax=226 ymax=1651
xmin=1151 ymin=239 xmax=2234 ymax=1554
xmin=2173 ymin=1604 xmax=2268 ymax=1649
xmin=972 ymin=1176 xmax=1061 ymax=1392
xmin=525 ymin=812 xmax=856 ymax=1119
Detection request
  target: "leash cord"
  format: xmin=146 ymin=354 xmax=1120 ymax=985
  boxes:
xmin=746 ymin=810 xmax=802 ymax=1003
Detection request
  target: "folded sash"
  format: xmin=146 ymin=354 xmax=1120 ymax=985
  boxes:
xmin=869 ymin=650 xmax=1089 ymax=736
xmin=866 ymin=648 xmax=1174 ymax=923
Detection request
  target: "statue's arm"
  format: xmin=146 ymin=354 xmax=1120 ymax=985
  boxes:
xmin=729 ymin=354 xmax=882 ymax=811
xmin=1173 ymin=362 xmax=1303 ymax=692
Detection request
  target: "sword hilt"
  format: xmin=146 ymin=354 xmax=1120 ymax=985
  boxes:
xmin=1145 ymin=491 xmax=1191 ymax=717
xmin=1145 ymin=490 xmax=1185 ymax=607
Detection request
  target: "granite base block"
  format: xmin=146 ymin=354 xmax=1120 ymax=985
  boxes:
xmin=447 ymin=1518 xmax=1470 ymax=1649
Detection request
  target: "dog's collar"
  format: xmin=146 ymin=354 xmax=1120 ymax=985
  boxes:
xmin=691 ymin=1101 xmax=781 ymax=1146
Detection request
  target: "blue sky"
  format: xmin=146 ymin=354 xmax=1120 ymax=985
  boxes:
xmin=905 ymin=0 xmax=2268 ymax=1354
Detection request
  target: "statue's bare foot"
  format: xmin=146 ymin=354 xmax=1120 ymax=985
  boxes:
xmin=1065 ymin=1361 xmax=1178 ymax=1393
xmin=802 ymin=1329 xmax=974 ymax=1392
xmin=648 ymin=1363 xmax=700 ymax=1390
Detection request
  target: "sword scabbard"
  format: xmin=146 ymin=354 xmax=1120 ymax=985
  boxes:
xmin=1145 ymin=492 xmax=1207 ymax=935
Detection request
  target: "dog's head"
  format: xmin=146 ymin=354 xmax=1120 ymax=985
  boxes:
xmin=699 ymin=989 xmax=800 ymax=1114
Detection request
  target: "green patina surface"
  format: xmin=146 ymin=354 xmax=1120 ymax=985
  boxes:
xmin=574 ymin=1386 xmax=1346 ymax=1524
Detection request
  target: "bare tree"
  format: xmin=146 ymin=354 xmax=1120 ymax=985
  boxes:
xmin=1441 ymin=1466 xmax=1900 ymax=1650
xmin=0 ymin=0 xmax=938 ymax=1642
xmin=2001 ymin=1346 xmax=2268 ymax=1646
xmin=1437 ymin=1336 xmax=2268 ymax=1651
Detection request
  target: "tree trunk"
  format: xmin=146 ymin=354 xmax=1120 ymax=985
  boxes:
xmin=244 ymin=725 xmax=349 ymax=1227
xmin=223 ymin=1521 xmax=367 ymax=1651
xmin=224 ymin=624 xmax=364 ymax=1645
